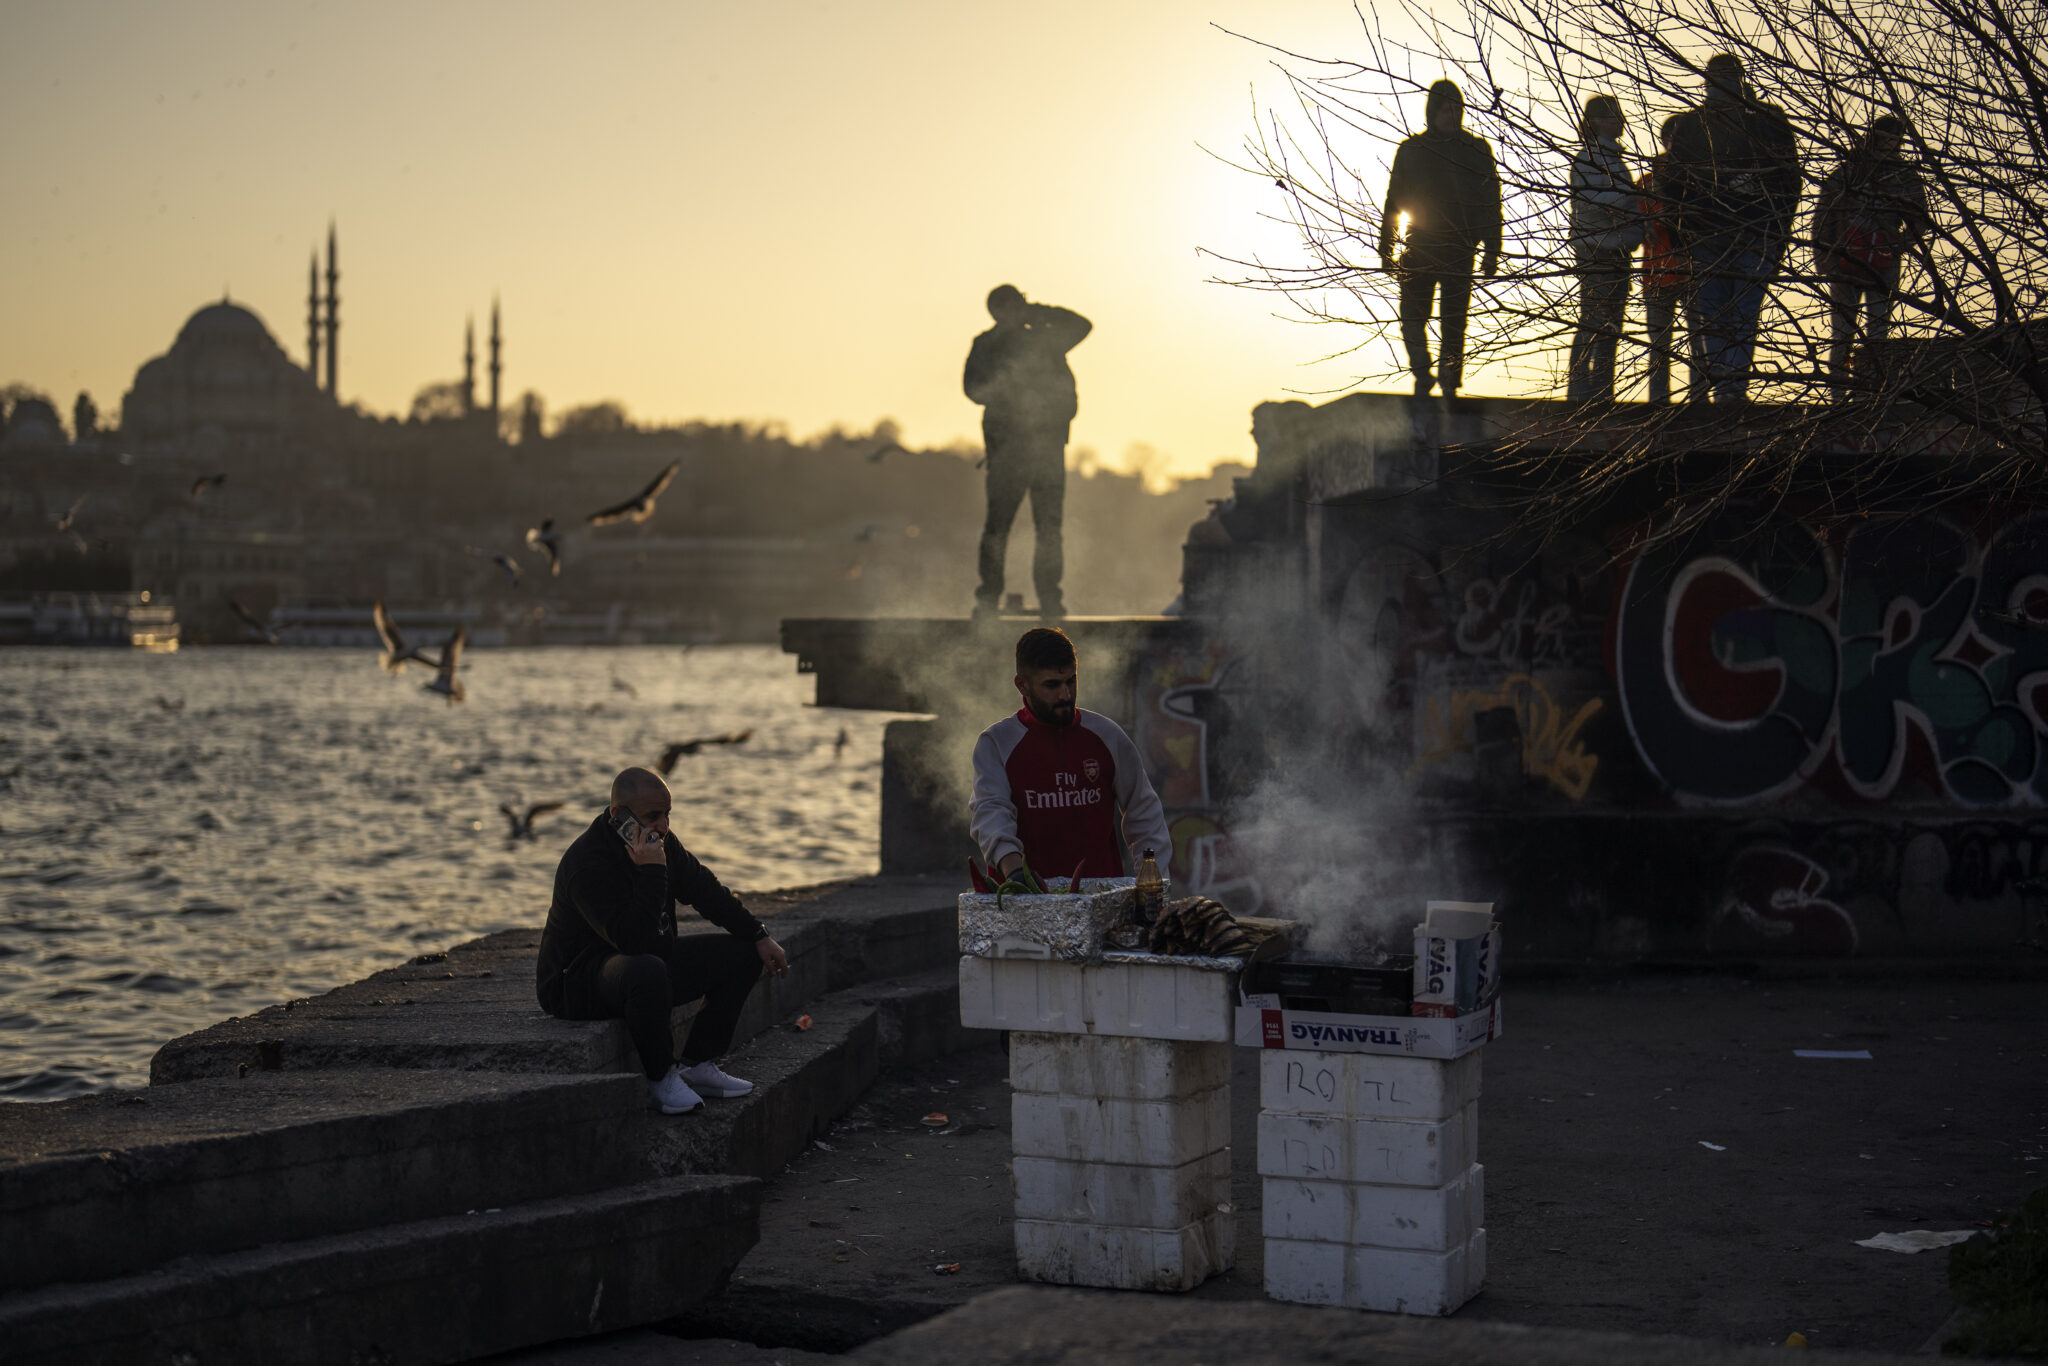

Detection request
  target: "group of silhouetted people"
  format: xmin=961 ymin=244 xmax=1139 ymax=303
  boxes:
xmin=1380 ymin=54 xmax=1932 ymax=405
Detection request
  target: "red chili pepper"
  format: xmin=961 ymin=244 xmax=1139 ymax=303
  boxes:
xmin=967 ymin=858 xmax=989 ymax=893
xmin=1067 ymin=860 xmax=1087 ymax=894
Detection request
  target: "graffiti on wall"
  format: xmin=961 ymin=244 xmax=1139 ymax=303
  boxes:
xmin=1616 ymin=512 xmax=2048 ymax=806
xmin=1411 ymin=673 xmax=1606 ymax=801
xmin=1133 ymin=641 xmax=1266 ymax=908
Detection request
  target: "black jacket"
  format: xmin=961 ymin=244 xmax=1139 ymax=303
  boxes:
xmin=963 ymin=304 xmax=1092 ymax=439
xmin=1379 ymin=129 xmax=1503 ymax=262
xmin=1663 ymin=95 xmax=1799 ymax=245
xmin=535 ymin=811 xmax=764 ymax=1014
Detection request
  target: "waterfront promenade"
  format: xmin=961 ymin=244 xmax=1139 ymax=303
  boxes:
xmin=4 ymin=876 xmax=2044 ymax=1363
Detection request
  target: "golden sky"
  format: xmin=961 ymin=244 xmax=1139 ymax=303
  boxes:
xmin=3 ymin=1 xmax=1422 ymax=482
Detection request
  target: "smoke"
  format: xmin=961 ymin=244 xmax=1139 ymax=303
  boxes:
xmin=1187 ymin=395 xmax=1491 ymax=959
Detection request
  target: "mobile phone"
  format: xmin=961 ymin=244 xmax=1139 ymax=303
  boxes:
xmin=610 ymin=807 xmax=648 ymax=848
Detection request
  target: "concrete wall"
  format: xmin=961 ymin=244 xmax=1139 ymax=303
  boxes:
xmin=1145 ymin=392 xmax=2048 ymax=960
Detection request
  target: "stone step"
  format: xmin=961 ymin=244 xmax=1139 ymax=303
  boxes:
xmin=0 ymin=1069 xmax=648 ymax=1292
xmin=642 ymin=967 xmax=988 ymax=1180
xmin=0 ymin=1174 xmax=760 ymax=1366
xmin=148 ymin=882 xmax=956 ymax=1085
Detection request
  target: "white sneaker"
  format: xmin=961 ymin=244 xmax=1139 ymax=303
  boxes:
xmin=679 ymin=1059 xmax=754 ymax=1098
xmin=649 ymin=1064 xmax=703 ymax=1114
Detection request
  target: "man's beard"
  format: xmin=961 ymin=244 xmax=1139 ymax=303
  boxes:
xmin=1026 ymin=697 xmax=1075 ymax=727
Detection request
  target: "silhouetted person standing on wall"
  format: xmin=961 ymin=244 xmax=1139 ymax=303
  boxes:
xmin=1380 ymin=80 xmax=1503 ymax=399
xmin=965 ymin=285 xmax=1092 ymax=621
xmin=1664 ymin=54 xmax=1799 ymax=403
xmin=1812 ymin=115 xmax=1930 ymax=401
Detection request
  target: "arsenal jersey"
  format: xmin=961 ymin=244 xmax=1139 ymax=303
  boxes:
xmin=969 ymin=706 xmax=1172 ymax=882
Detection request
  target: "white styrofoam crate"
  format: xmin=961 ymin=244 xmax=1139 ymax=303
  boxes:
xmin=1012 ymin=1087 xmax=1230 ymax=1168
xmin=1258 ymin=1047 xmax=1481 ymax=1121
xmin=1256 ymin=1106 xmax=1470 ymax=1187
xmin=1011 ymin=1149 xmax=1231 ymax=1228
xmin=1261 ymin=1165 xmax=1476 ymax=1252
xmin=1010 ymin=1032 xmax=1231 ymax=1100
xmin=1015 ymin=1210 xmax=1234 ymax=1292
xmin=1264 ymin=1235 xmax=1477 ymax=1315
xmin=959 ymin=955 xmax=1237 ymax=1042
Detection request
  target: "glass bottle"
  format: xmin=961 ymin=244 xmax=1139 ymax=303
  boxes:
xmin=1134 ymin=849 xmax=1164 ymax=926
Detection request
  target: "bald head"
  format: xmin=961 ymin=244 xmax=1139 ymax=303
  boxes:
xmin=610 ymin=767 xmax=671 ymax=819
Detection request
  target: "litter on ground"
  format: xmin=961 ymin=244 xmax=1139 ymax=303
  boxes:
xmin=1854 ymin=1229 xmax=1978 ymax=1253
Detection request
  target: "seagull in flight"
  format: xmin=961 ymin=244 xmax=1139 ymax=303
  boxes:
xmin=52 ymin=495 xmax=86 ymax=533
xmin=373 ymin=601 xmax=437 ymax=674
xmin=586 ymin=460 xmax=680 ymax=527
xmin=189 ymin=473 xmax=228 ymax=501
xmin=525 ymin=519 xmax=563 ymax=576
xmin=424 ymin=626 xmax=467 ymax=704
xmin=655 ymin=729 xmax=754 ymax=775
xmin=610 ymin=673 xmax=639 ymax=698
xmin=463 ymin=545 xmax=523 ymax=588
xmin=498 ymin=800 xmax=565 ymax=841
xmin=227 ymin=598 xmax=279 ymax=644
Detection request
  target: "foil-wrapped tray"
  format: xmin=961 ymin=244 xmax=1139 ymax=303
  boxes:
xmin=958 ymin=878 xmax=1144 ymax=963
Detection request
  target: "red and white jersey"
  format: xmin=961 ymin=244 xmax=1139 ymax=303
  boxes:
xmin=970 ymin=706 xmax=1172 ymax=882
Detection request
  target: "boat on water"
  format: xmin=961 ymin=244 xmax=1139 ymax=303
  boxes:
xmin=0 ymin=592 xmax=180 ymax=650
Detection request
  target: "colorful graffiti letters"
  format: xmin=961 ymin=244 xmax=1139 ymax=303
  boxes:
xmin=1617 ymin=513 xmax=2048 ymax=805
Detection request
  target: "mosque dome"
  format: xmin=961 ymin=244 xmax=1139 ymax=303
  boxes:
xmin=121 ymin=298 xmax=323 ymax=451
xmin=174 ymin=301 xmax=280 ymax=353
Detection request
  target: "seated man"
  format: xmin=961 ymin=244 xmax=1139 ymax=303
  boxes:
xmin=536 ymin=766 xmax=789 ymax=1113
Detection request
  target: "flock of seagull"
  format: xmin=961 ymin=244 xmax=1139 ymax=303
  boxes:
xmin=209 ymin=458 xmax=684 ymax=671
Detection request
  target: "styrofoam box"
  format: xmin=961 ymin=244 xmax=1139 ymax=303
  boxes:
xmin=1016 ymin=1210 xmax=1234 ymax=1292
xmin=1010 ymin=1032 xmax=1231 ymax=1101
xmin=1257 ymin=1102 xmax=1474 ymax=1186
xmin=1259 ymin=1048 xmax=1481 ymax=1121
xmin=1237 ymin=998 xmax=1502 ymax=1058
xmin=1261 ymin=1165 xmax=1477 ymax=1252
xmin=1012 ymin=1087 xmax=1231 ymax=1168
xmin=1012 ymin=1149 xmax=1232 ymax=1228
xmin=960 ymin=954 xmax=1237 ymax=1042
xmin=1265 ymin=1227 xmax=1485 ymax=1315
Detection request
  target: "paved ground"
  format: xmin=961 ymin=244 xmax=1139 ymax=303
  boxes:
xmin=671 ymin=974 xmax=2048 ymax=1357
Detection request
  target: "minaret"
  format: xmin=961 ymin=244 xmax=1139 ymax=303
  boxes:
xmin=323 ymin=221 xmax=340 ymax=397
xmin=488 ymin=296 xmax=503 ymax=434
xmin=307 ymin=252 xmax=321 ymax=381
xmin=463 ymin=317 xmax=477 ymax=417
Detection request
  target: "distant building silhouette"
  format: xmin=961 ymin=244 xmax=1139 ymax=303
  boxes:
xmin=489 ymin=297 xmax=502 ymax=435
xmin=464 ymin=316 xmax=477 ymax=417
xmin=120 ymin=300 xmax=329 ymax=454
xmin=323 ymin=221 xmax=340 ymax=397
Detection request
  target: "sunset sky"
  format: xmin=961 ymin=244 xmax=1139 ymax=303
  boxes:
xmin=3 ymin=1 xmax=1436 ymax=482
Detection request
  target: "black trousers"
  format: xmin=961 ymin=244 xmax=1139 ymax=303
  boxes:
xmin=555 ymin=933 xmax=763 ymax=1080
xmin=977 ymin=425 xmax=1066 ymax=613
xmin=1399 ymin=250 xmax=1476 ymax=392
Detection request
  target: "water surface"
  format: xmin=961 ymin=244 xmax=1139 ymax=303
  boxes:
xmin=0 ymin=645 xmax=890 ymax=1098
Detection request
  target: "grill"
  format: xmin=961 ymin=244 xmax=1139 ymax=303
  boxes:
xmin=1244 ymin=955 xmax=1415 ymax=1017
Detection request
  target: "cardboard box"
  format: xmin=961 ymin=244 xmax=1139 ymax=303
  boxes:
xmin=1236 ymin=996 xmax=1502 ymax=1058
xmin=1411 ymin=923 xmax=1501 ymax=1018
